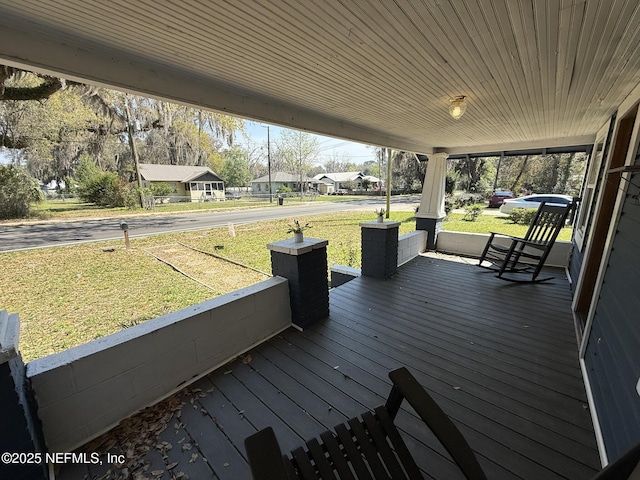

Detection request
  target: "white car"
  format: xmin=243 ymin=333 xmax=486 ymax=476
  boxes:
xmin=499 ymin=194 xmax=573 ymax=214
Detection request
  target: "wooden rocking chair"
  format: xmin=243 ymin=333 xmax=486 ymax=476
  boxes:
xmin=244 ymin=367 xmax=640 ymax=479
xmin=245 ymin=367 xmax=487 ymax=480
xmin=478 ymin=201 xmax=572 ymax=282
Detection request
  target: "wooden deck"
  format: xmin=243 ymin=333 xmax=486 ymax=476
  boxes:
xmin=59 ymin=253 xmax=600 ymax=480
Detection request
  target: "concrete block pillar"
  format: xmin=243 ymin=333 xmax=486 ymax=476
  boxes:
xmin=0 ymin=311 xmax=46 ymax=480
xmin=268 ymin=237 xmax=329 ymax=329
xmin=416 ymin=152 xmax=449 ymax=249
xmin=360 ymin=221 xmax=401 ymax=278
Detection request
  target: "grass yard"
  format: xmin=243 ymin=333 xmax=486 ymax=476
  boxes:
xmin=26 ymin=197 xmax=279 ymax=221
xmin=1 ymin=211 xmax=415 ymax=361
xmin=1 ymin=207 xmax=570 ymax=361
xmin=443 ymin=211 xmax=573 ymax=241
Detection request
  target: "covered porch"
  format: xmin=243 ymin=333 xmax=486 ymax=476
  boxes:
xmin=2 ymin=1 xmax=640 ymax=476
xmin=58 ymin=254 xmax=598 ymax=480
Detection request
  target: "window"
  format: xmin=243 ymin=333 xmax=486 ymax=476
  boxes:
xmin=575 ymin=139 xmax=606 ymax=250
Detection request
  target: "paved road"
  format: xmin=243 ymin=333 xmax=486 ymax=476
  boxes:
xmin=0 ymin=197 xmax=421 ymax=252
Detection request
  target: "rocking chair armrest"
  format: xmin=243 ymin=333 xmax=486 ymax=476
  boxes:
xmin=486 ymin=231 xmax=499 ymax=241
xmin=244 ymin=427 xmax=292 ymax=480
xmin=487 ymin=232 xmax=531 ymax=246
xmin=387 ymin=368 xmax=487 ymax=480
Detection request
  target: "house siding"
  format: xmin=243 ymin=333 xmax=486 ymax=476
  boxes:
xmin=191 ymin=172 xmax=223 ymax=182
xmin=584 ymin=152 xmax=640 ymax=462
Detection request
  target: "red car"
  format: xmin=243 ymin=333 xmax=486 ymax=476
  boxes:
xmin=488 ymin=190 xmax=514 ymax=208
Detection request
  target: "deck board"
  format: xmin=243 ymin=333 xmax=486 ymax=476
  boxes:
xmin=60 ymin=253 xmax=600 ymax=479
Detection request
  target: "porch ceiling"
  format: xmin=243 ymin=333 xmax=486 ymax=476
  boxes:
xmin=1 ymin=0 xmax=640 ymax=154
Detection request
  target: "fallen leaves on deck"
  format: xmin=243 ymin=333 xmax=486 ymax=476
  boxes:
xmin=83 ymin=394 xmax=189 ymax=479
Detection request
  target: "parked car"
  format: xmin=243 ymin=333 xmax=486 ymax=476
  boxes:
xmin=225 ymin=191 xmax=241 ymax=200
xmin=499 ymin=194 xmax=573 ymax=214
xmin=330 ymin=189 xmax=348 ymax=195
xmin=488 ymin=190 xmax=515 ymax=208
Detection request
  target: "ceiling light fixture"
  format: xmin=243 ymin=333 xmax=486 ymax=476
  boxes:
xmin=449 ymin=95 xmax=467 ymax=120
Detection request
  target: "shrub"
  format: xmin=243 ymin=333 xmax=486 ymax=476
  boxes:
xmin=508 ymin=208 xmax=536 ymax=225
xmin=463 ymin=204 xmax=483 ymax=222
xmin=277 ymin=186 xmax=293 ymax=197
xmin=445 ymin=173 xmax=458 ymax=195
xmin=444 ymin=195 xmax=454 ymax=215
xmin=0 ymin=165 xmax=43 ymax=219
xmin=453 ymin=192 xmax=485 ymax=208
xmin=149 ymin=182 xmax=174 ymax=197
xmin=78 ymin=172 xmax=138 ymax=207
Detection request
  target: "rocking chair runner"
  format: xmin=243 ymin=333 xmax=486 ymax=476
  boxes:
xmin=478 ymin=201 xmax=573 ymax=282
xmin=244 ymin=367 xmax=640 ymax=480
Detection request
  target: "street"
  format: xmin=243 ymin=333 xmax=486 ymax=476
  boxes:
xmin=0 ymin=197 xmax=421 ymax=252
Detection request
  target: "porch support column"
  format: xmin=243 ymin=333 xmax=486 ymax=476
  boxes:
xmin=415 ymin=152 xmax=449 ymax=249
xmin=268 ymin=238 xmax=329 ymax=329
xmin=0 ymin=312 xmax=46 ymax=480
xmin=360 ymin=221 xmax=401 ymax=278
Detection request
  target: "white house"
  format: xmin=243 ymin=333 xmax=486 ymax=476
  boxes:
xmin=251 ymin=172 xmax=317 ymax=194
xmin=139 ymin=163 xmax=225 ymax=201
xmin=313 ymin=172 xmax=381 ymax=194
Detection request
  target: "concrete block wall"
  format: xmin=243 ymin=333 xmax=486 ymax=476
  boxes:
xmin=331 ymin=231 xmax=426 ymax=288
xmin=330 ymin=265 xmax=361 ymax=287
xmin=1 ymin=311 xmax=46 ymax=480
xmin=436 ymin=231 xmax=573 ymax=267
xmin=27 ymin=277 xmax=291 ymax=453
xmin=361 ymin=222 xmax=400 ymax=278
xmin=270 ymin=244 xmax=329 ymax=329
xmin=397 ymin=230 xmax=428 ymax=266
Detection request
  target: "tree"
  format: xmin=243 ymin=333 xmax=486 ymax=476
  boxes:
xmin=1 ymin=65 xmax=67 ymax=102
xmin=0 ymin=164 xmax=43 ymax=219
xmin=221 ymin=147 xmax=252 ymax=187
xmin=454 ymin=156 xmax=490 ymax=194
xmin=391 ymin=151 xmax=426 ymax=191
xmin=274 ymin=131 xmax=319 ymax=193
xmin=323 ymin=152 xmax=356 ymax=173
xmin=1 ymin=71 xmax=105 ymax=182
xmin=242 ymin=139 xmax=269 ymax=180
xmin=1 ymin=65 xmax=245 ymax=192
xmin=361 ymin=159 xmax=382 ymax=177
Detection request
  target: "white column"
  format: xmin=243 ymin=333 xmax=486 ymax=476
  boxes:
xmin=417 ymin=152 xmax=448 ymax=218
xmin=415 ymin=152 xmax=449 ymax=249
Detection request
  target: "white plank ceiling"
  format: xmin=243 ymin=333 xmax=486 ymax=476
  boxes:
xmin=1 ymin=0 xmax=639 ymax=154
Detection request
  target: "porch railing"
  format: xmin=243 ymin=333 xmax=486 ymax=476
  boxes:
xmin=26 ymin=277 xmax=291 ymax=453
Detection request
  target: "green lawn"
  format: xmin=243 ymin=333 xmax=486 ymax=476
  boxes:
xmin=443 ymin=211 xmax=573 ymax=241
xmin=1 ymin=203 xmax=572 ymax=361
xmin=1 ymin=211 xmax=415 ymax=361
xmin=27 ymin=197 xmax=280 ymax=220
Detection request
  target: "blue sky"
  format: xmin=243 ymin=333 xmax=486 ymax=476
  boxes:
xmin=243 ymin=121 xmax=375 ymax=165
xmin=0 ymin=148 xmax=12 ymax=164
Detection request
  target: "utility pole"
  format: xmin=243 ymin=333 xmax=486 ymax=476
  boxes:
xmin=267 ymin=126 xmax=273 ymax=203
